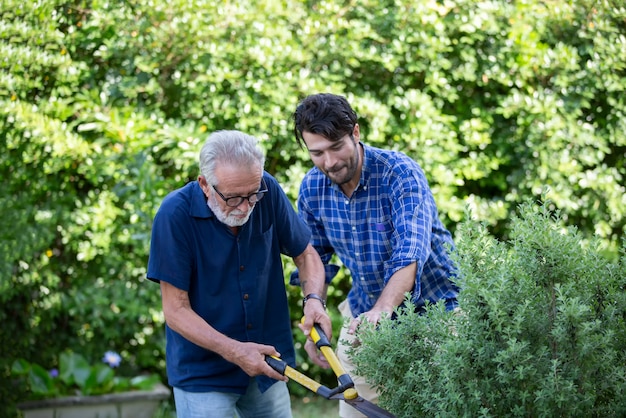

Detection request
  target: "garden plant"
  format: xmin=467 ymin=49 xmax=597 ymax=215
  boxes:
xmin=12 ymin=350 xmax=160 ymax=399
xmin=352 ymin=199 xmax=626 ymax=417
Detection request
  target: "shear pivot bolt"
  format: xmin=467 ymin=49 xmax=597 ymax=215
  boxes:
xmin=344 ymin=388 xmax=358 ymax=400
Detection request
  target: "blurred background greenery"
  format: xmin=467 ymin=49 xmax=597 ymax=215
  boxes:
xmin=1 ymin=0 xmax=624 ymax=416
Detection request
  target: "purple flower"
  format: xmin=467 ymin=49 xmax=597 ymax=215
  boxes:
xmin=102 ymin=351 xmax=122 ymax=368
xmin=49 ymin=368 xmax=59 ymax=378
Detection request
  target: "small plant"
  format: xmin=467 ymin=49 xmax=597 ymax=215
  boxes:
xmin=11 ymin=350 xmax=161 ymax=399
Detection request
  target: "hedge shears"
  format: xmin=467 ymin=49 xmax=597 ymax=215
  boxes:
xmin=265 ymin=319 xmax=396 ymax=418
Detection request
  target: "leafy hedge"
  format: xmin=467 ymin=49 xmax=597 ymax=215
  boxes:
xmin=1 ymin=0 xmax=624 ymax=415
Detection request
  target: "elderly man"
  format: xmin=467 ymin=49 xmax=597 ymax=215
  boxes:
xmin=148 ymin=130 xmax=331 ymax=418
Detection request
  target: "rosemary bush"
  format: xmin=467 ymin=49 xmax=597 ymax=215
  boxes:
xmin=352 ymin=200 xmax=626 ymax=417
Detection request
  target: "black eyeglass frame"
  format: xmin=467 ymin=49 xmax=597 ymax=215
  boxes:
xmin=211 ymin=178 xmax=268 ymax=207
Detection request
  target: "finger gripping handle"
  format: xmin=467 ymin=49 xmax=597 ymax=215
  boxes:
xmin=311 ymin=324 xmax=331 ymax=348
xmin=301 ymin=316 xmax=331 ymax=348
xmin=265 ymin=355 xmax=287 ymax=375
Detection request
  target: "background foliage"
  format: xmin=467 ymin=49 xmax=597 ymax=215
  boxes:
xmin=1 ymin=0 xmax=624 ymax=416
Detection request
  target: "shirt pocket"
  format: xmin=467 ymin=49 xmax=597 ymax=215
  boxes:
xmin=368 ymin=216 xmax=394 ymax=255
xmin=249 ymin=224 xmax=274 ymax=281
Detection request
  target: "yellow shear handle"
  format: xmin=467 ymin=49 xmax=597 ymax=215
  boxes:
xmin=301 ymin=317 xmax=349 ymax=379
xmin=265 ymin=355 xmax=324 ymax=394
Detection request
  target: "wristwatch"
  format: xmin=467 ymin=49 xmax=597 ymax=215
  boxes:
xmin=302 ymin=293 xmax=326 ymax=310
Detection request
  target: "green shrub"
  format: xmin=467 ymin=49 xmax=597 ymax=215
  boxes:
xmin=352 ymin=199 xmax=626 ymax=417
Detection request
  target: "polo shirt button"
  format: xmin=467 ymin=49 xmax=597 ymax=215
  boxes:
xmin=243 ymin=294 xmax=249 ymax=300
xmin=239 ymin=265 xmax=244 ymax=271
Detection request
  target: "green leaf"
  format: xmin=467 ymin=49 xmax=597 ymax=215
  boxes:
xmin=130 ymin=374 xmax=161 ymax=391
xmin=11 ymin=359 xmax=31 ymax=375
xmin=59 ymin=351 xmax=90 ymax=389
xmin=28 ymin=364 xmax=55 ymax=396
xmin=83 ymin=365 xmax=115 ymax=395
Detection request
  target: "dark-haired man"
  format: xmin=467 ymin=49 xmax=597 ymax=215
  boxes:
xmin=291 ymin=93 xmax=459 ymax=417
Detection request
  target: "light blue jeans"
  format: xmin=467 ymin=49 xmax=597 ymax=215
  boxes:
xmin=173 ymin=378 xmax=292 ymax=418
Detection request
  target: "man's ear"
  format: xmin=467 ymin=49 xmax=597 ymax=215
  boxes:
xmin=352 ymin=123 xmax=360 ymax=142
xmin=198 ymin=175 xmax=210 ymax=196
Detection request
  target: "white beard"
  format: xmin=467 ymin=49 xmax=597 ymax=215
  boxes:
xmin=207 ymin=194 xmax=253 ymax=227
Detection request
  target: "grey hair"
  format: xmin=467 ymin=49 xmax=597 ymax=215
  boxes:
xmin=199 ymin=130 xmax=266 ymax=185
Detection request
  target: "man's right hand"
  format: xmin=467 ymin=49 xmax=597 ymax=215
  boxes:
xmin=226 ymin=342 xmax=288 ymax=382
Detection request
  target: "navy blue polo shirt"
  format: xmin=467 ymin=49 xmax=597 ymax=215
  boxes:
xmin=147 ymin=172 xmax=310 ymax=394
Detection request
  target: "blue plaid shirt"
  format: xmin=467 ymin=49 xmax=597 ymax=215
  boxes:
xmin=291 ymin=143 xmax=459 ymax=317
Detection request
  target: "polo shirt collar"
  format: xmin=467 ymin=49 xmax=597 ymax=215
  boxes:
xmin=190 ymin=181 xmax=214 ymax=219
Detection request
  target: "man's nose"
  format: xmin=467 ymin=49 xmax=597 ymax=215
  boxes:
xmin=236 ymin=199 xmax=253 ymax=210
xmin=324 ymin=153 xmax=338 ymax=169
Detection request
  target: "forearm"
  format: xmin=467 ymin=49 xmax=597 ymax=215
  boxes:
xmin=372 ymin=262 xmax=417 ymax=313
xmin=347 ymin=262 xmax=416 ymax=334
xmin=293 ymin=244 xmax=332 ymax=340
xmin=294 ymin=244 xmax=327 ymax=297
xmin=160 ymin=281 xmax=240 ymax=362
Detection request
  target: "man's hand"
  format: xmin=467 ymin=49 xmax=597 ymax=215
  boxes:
xmin=299 ymin=301 xmax=332 ymax=368
xmin=300 ymin=300 xmax=332 ymax=339
xmin=225 ymin=342 xmax=288 ymax=382
xmin=348 ymin=307 xmax=392 ymax=335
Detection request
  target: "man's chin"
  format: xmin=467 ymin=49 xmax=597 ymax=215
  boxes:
xmin=328 ymin=173 xmax=350 ymax=186
xmin=225 ymin=215 xmax=251 ymax=227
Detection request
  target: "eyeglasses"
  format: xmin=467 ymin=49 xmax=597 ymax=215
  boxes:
xmin=211 ymin=178 xmax=268 ymax=207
